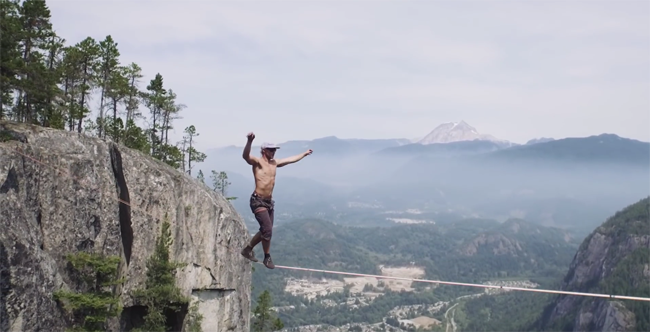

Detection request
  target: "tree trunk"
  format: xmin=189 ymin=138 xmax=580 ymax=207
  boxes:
xmin=44 ymin=42 xmax=56 ymax=127
xmin=113 ymin=97 xmax=118 ymax=142
xmin=188 ymin=136 xmax=193 ymax=176
xmin=160 ymin=109 xmax=167 ymax=147
xmin=77 ymin=60 xmax=89 ymax=133
xmin=126 ymin=76 xmax=135 ymax=122
xmin=98 ymin=82 xmax=106 ymax=137
xmin=19 ymin=35 xmax=32 ymax=123
xmin=151 ymin=108 xmax=157 ymax=155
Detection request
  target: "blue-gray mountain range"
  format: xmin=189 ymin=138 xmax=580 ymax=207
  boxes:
xmin=196 ymin=121 xmax=649 ymax=236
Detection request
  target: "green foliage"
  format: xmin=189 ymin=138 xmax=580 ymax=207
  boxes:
xmin=598 ymin=248 xmax=650 ymax=331
xmin=131 ymin=216 xmax=190 ymax=332
xmin=155 ymin=143 xmax=183 ymax=169
xmin=251 ymin=290 xmax=284 ymax=332
xmin=0 ymin=129 xmax=15 ymax=142
xmin=456 ymin=291 xmax=554 ymax=331
xmin=122 ymin=119 xmax=150 ymax=154
xmin=210 ymin=170 xmax=236 ymax=200
xmin=53 ymin=252 xmax=123 ymax=331
xmin=597 ymin=197 xmax=649 ymax=240
xmin=0 ymin=0 xmax=21 ymax=118
xmin=185 ymin=302 xmax=204 ymax=332
xmin=181 ymin=125 xmax=207 ymax=175
xmin=0 ymin=0 xmax=205 ymax=174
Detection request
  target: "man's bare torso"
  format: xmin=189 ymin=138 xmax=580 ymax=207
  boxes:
xmin=252 ymin=158 xmax=277 ymax=198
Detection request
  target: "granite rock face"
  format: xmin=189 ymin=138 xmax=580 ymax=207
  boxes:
xmin=537 ymin=197 xmax=650 ymax=332
xmin=0 ymin=121 xmax=251 ymax=331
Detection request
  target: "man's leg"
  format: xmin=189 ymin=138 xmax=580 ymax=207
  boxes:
xmin=242 ymin=194 xmax=264 ymax=262
xmin=262 ymin=207 xmax=274 ymax=254
xmin=253 ymin=207 xmax=275 ymax=269
xmin=249 ymin=231 xmax=262 ymax=248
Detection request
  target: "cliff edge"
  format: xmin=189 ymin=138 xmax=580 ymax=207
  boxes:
xmin=0 ymin=121 xmax=251 ymax=331
xmin=536 ymin=197 xmax=650 ymax=331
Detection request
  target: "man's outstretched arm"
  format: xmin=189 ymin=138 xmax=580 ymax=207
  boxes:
xmin=277 ymin=149 xmax=313 ymax=167
xmin=242 ymin=132 xmax=259 ymax=165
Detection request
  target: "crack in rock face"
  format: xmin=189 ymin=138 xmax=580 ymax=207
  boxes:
xmin=110 ymin=143 xmax=133 ymax=266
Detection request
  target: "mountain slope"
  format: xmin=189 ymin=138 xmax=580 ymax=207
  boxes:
xmin=535 ymin=197 xmax=650 ymax=332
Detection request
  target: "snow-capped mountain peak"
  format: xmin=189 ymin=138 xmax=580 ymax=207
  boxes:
xmin=417 ymin=121 xmax=504 ymax=144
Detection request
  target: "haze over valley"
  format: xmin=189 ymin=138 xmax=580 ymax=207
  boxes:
xmin=195 ymin=121 xmax=649 ymax=330
xmin=198 ymin=121 xmax=649 ymax=237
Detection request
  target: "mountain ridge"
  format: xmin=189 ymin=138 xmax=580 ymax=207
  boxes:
xmin=481 ymin=133 xmax=650 ymax=166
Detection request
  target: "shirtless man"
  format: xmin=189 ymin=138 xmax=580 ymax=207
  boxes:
xmin=240 ymin=132 xmax=313 ymax=269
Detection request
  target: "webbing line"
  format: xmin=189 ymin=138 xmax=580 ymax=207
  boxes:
xmin=9 ymin=147 xmax=650 ymax=303
xmin=255 ymin=262 xmax=650 ymax=302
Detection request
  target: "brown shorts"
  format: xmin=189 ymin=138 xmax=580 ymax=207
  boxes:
xmin=250 ymin=192 xmax=274 ymax=241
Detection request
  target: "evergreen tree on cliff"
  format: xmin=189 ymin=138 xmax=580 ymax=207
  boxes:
xmin=252 ymin=290 xmax=284 ymax=332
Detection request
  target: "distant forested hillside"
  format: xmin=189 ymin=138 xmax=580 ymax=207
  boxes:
xmin=251 ymin=217 xmax=579 ymax=328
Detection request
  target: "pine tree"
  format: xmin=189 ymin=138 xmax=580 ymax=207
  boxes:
xmin=59 ymin=45 xmax=84 ymax=131
xmin=132 ymin=216 xmax=187 ymax=332
xmin=182 ymin=125 xmax=206 ymax=176
xmin=122 ymin=118 xmax=150 ymax=153
xmin=72 ymin=37 xmax=99 ymax=133
xmin=142 ymin=73 xmax=166 ymax=156
xmin=14 ymin=0 xmax=57 ymax=124
xmin=210 ymin=170 xmax=235 ymax=200
xmin=96 ymin=35 xmax=120 ymax=138
xmin=251 ymin=290 xmax=284 ymax=332
xmin=0 ymin=0 xmax=22 ymax=118
xmin=40 ymin=34 xmax=65 ymax=128
xmin=123 ymin=62 xmax=143 ymax=124
xmin=104 ymin=65 xmax=130 ymax=142
xmin=53 ymin=252 xmax=123 ymax=331
xmin=160 ymin=88 xmax=184 ymax=146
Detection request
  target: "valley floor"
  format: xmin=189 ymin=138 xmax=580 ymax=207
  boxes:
xmin=277 ymin=264 xmax=540 ymax=332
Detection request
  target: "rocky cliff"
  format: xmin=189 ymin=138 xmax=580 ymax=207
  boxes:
xmin=536 ymin=197 xmax=650 ymax=331
xmin=0 ymin=121 xmax=252 ymax=331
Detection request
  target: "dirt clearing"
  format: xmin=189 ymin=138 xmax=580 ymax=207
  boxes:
xmin=380 ymin=266 xmax=426 ymax=291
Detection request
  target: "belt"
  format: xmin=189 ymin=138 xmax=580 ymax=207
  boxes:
xmin=252 ymin=192 xmax=272 ymax=200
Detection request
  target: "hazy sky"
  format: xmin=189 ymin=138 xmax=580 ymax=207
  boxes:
xmin=48 ymin=0 xmax=649 ymax=150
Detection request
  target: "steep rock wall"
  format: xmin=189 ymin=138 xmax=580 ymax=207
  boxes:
xmin=537 ymin=197 xmax=650 ymax=332
xmin=0 ymin=121 xmax=251 ymax=331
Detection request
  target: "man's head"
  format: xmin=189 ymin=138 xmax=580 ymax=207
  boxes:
xmin=260 ymin=142 xmax=280 ymax=160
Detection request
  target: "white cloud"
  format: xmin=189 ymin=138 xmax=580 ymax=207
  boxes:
xmin=47 ymin=0 xmax=649 ymax=149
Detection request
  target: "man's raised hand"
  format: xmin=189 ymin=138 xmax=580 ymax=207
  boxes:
xmin=305 ymin=149 xmax=313 ymax=156
xmin=247 ymin=132 xmax=255 ymax=141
